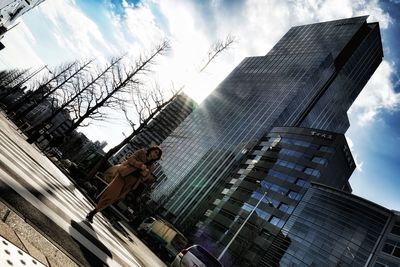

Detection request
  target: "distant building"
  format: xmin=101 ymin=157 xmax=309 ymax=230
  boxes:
xmin=72 ymin=137 xmax=107 ymax=167
xmin=0 ymin=0 xmax=45 ymax=49
xmin=197 ymin=127 xmax=356 ymax=266
xmin=110 ymin=92 xmax=197 ymax=164
xmin=59 ymin=131 xmax=107 ymax=168
xmin=18 ymin=97 xmax=107 ymax=163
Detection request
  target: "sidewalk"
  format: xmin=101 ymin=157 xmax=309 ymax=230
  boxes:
xmin=0 ymin=199 xmax=79 ymax=267
xmin=0 ymin=110 xmax=167 ymax=267
xmin=0 ymin=111 xmax=79 ymax=266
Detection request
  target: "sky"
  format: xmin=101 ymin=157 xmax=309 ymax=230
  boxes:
xmin=0 ymin=0 xmax=399 ymax=211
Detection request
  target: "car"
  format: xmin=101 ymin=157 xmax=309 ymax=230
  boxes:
xmin=138 ymin=217 xmax=188 ymax=262
xmin=137 ymin=217 xmax=156 ymax=233
xmin=170 ymin=244 xmax=223 ymax=267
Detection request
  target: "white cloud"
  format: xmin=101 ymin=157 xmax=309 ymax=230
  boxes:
xmin=345 ymin=136 xmax=364 ymax=172
xmin=104 ymin=8 xmax=134 ymax=54
xmin=0 ymin=20 xmax=44 ymax=68
xmin=349 ymin=60 xmax=399 ymax=125
xmin=117 ymin=0 xmax=230 ymax=102
xmin=122 ymin=1 xmax=165 ymax=49
xmin=37 ymin=0 xmax=118 ymax=64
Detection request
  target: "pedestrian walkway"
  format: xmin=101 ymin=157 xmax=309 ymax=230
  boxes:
xmin=0 ymin=111 xmax=166 ymax=267
xmin=0 ymin=235 xmax=46 ymax=267
xmin=1 ymin=200 xmax=76 ymax=266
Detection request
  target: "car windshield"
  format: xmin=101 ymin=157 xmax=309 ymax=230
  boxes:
xmin=189 ymin=246 xmax=222 ymax=267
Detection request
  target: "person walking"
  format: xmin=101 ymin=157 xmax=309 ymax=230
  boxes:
xmin=85 ymin=146 xmax=162 ymax=223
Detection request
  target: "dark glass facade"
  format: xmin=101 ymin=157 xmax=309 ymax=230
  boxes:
xmin=152 ymin=15 xmax=383 ymax=238
xmin=370 ymin=211 xmax=400 ymax=267
xmin=279 ymin=184 xmax=390 ymax=266
xmin=197 ymin=127 xmax=356 ymax=266
xmin=280 ymin=184 xmax=400 ymax=267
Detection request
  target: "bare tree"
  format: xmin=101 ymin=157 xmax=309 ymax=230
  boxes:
xmin=0 ymin=66 xmax=51 ymax=100
xmin=0 ymin=69 xmax=27 ymax=88
xmin=6 ymin=62 xmax=77 ymax=114
xmin=12 ymin=60 xmax=93 ymax=121
xmin=199 ymin=34 xmax=236 ymax=72
xmin=26 ymin=57 xmax=124 ymax=143
xmin=0 ymin=69 xmax=29 ymax=98
xmin=62 ymin=40 xmax=170 ymax=137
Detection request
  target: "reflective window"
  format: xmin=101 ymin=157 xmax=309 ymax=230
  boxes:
xmin=278 ymin=203 xmax=295 ymax=214
xmin=287 ymin=190 xmax=302 ymax=200
xmin=304 ymin=167 xmax=321 ymax=178
xmin=277 ymin=159 xmax=305 ymax=172
xmin=382 ymin=239 xmax=400 ymax=258
xmin=391 ymin=222 xmax=400 ymax=236
xmin=279 ymin=137 xmax=319 ymax=149
xmin=229 ymin=178 xmax=238 ymax=184
xmin=270 ymin=216 xmax=285 ymax=228
xmin=374 ymin=257 xmax=400 ymax=267
xmin=268 ymin=169 xmax=296 ymax=183
xmin=251 ymin=191 xmax=274 ymax=206
xmin=296 ymin=178 xmax=309 ymax=187
xmin=255 ymin=208 xmax=271 ymax=220
xmin=280 ymin=148 xmax=312 ymax=160
xmin=188 ymin=245 xmax=223 ymax=267
xmin=319 ymin=146 xmax=336 ymax=153
xmin=261 ymin=181 xmax=288 ymax=195
xmin=312 ymin=156 xmax=328 ymax=166
xmin=242 ymin=203 xmax=254 ymax=212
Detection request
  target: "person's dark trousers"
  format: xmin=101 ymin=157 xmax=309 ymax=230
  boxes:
xmin=86 ymin=209 xmax=97 ymax=223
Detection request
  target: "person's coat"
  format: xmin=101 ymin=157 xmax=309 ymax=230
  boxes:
xmin=95 ymin=148 xmax=155 ymax=212
xmin=118 ymin=149 xmax=147 ymax=177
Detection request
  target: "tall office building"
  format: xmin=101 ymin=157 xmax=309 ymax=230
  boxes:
xmin=110 ymin=93 xmax=196 ymax=164
xmin=152 ymin=15 xmax=383 ymax=235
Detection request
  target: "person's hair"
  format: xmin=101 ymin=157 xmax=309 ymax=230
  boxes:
xmin=146 ymin=146 xmax=162 ymax=162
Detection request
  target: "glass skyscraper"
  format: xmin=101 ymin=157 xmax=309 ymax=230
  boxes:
xmin=152 ymin=15 xmax=383 ymax=237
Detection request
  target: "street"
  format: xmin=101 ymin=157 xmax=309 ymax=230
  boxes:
xmin=0 ymin=111 xmax=166 ymax=267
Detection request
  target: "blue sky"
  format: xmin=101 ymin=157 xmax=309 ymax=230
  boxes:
xmin=0 ymin=0 xmax=399 ymax=210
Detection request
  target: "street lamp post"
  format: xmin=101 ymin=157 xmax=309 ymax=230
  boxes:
xmin=217 ymin=139 xmax=281 ymax=261
xmin=217 ymin=190 xmax=269 ymax=261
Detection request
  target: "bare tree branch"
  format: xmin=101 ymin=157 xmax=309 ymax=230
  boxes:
xmin=62 ymin=40 xmax=170 ymax=136
xmin=199 ymin=34 xmax=236 ymax=72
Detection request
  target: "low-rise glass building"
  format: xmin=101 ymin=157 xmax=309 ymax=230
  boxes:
xmin=279 ymin=183 xmax=399 ymax=267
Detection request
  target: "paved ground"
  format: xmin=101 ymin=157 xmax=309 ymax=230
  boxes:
xmin=0 ymin=111 xmax=166 ymax=267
